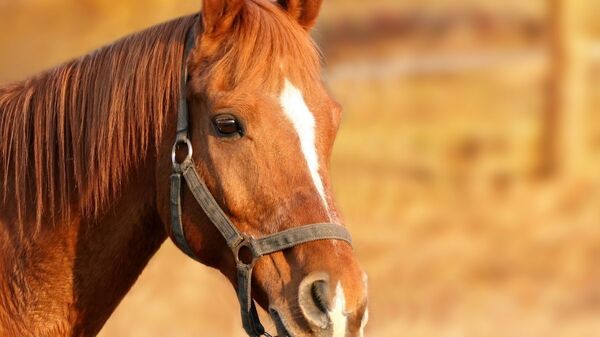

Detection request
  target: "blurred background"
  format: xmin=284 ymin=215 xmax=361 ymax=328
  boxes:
xmin=2 ymin=0 xmax=600 ymax=336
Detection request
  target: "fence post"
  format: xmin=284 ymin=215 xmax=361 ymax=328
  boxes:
xmin=544 ymin=0 xmax=589 ymax=178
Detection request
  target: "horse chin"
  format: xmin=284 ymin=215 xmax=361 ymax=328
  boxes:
xmin=269 ymin=307 xmax=294 ymax=337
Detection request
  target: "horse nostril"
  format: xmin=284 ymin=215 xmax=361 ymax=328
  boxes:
xmin=299 ymin=274 xmax=331 ymax=329
xmin=311 ymin=280 xmax=330 ymax=313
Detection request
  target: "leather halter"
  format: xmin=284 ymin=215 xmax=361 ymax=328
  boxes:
xmin=170 ymin=20 xmax=353 ymax=337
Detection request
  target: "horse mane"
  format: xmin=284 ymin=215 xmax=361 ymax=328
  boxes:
xmin=0 ymin=15 xmax=197 ymax=231
xmin=0 ymin=0 xmax=321 ymax=234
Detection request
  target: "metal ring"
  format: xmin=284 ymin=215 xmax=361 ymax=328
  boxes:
xmin=234 ymin=238 xmax=260 ymax=267
xmin=172 ymin=138 xmax=193 ymax=169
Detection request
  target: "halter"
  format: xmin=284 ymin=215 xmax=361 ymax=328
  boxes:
xmin=169 ymin=20 xmax=353 ymax=337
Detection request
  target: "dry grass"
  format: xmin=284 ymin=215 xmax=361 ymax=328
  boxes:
xmin=2 ymin=1 xmax=600 ymax=336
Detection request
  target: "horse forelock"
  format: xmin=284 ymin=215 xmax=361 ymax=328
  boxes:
xmin=192 ymin=0 xmax=322 ymax=93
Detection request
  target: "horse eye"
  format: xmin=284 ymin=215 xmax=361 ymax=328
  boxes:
xmin=213 ymin=114 xmax=243 ymax=137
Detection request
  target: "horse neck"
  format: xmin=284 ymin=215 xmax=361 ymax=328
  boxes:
xmin=0 ymin=159 xmax=167 ymax=337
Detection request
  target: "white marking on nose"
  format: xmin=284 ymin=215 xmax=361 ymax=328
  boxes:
xmin=330 ymin=282 xmax=347 ymax=337
xmin=359 ymin=272 xmax=369 ymax=337
xmin=279 ymin=79 xmax=329 ymax=211
xmin=359 ymin=309 xmax=369 ymax=337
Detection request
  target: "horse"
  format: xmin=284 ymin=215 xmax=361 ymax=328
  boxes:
xmin=0 ymin=1 xmax=368 ymax=336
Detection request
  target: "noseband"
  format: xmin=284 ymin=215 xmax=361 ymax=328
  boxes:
xmin=169 ymin=20 xmax=353 ymax=337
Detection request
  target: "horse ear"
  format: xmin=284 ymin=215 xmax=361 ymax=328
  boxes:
xmin=201 ymin=0 xmax=244 ymax=35
xmin=277 ymin=0 xmax=323 ymax=30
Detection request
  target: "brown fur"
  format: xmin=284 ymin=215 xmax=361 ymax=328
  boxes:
xmin=278 ymin=0 xmax=324 ymax=29
xmin=0 ymin=1 xmax=367 ymax=336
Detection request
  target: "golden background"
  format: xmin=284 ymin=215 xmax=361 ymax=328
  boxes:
xmin=2 ymin=0 xmax=600 ymax=336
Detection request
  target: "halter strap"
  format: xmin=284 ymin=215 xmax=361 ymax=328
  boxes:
xmin=170 ymin=18 xmax=353 ymax=337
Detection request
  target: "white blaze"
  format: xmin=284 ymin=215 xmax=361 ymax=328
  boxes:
xmin=330 ymin=282 xmax=348 ymax=337
xmin=279 ymin=79 xmax=329 ymax=211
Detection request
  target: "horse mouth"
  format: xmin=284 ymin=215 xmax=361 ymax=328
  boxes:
xmin=270 ymin=308 xmax=293 ymax=337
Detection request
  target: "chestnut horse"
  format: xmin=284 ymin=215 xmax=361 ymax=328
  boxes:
xmin=0 ymin=1 xmax=368 ymax=336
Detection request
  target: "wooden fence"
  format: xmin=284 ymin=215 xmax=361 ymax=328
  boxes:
xmin=324 ymin=0 xmax=597 ymax=180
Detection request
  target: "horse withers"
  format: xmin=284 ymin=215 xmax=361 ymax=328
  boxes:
xmin=0 ymin=1 xmax=368 ymax=336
